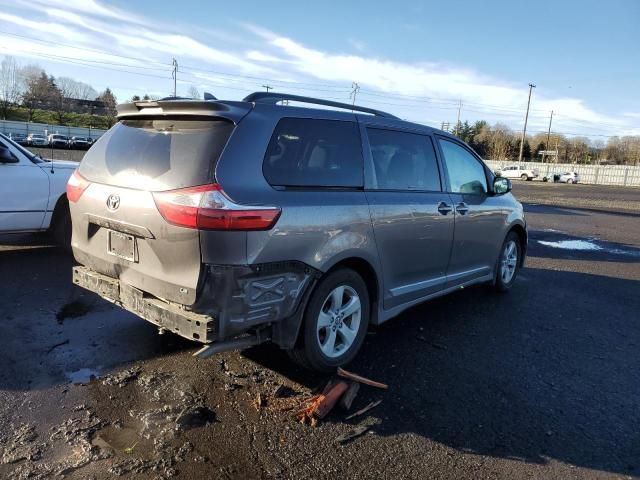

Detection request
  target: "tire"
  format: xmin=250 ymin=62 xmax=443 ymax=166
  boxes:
xmin=567 ymin=179 xmax=574 ymax=184
xmin=287 ymin=268 xmax=370 ymax=372
xmin=520 ymin=174 xmax=528 ymax=181
xmin=494 ymin=231 xmax=521 ymax=292
xmin=50 ymin=198 xmax=72 ymax=251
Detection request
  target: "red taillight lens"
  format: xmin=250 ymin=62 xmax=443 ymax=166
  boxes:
xmin=66 ymin=169 xmax=90 ymax=203
xmin=153 ymin=184 xmax=281 ymax=231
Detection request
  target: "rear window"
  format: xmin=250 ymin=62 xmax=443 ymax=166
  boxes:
xmin=263 ymin=118 xmax=363 ymax=188
xmin=79 ymin=118 xmax=234 ymax=191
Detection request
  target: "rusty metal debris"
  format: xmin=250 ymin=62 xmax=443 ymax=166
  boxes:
xmin=295 ymin=381 xmax=349 ymax=424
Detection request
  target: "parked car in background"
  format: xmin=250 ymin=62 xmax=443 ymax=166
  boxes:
xmin=0 ymin=133 xmax=75 ymax=246
xmin=8 ymin=133 xmax=28 ymax=145
xmin=48 ymin=134 xmax=70 ymax=148
xmin=558 ymin=171 xmax=580 ymax=184
xmin=69 ymin=136 xmax=91 ymax=150
xmin=70 ymin=92 xmax=527 ymax=371
xmin=542 ymin=171 xmax=580 ymax=184
xmin=495 ymin=165 xmax=539 ymax=181
xmin=27 ymin=133 xmax=48 ymax=146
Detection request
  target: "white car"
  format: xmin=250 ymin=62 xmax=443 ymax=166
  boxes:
xmin=496 ymin=165 xmax=538 ymax=181
xmin=558 ymin=171 xmax=580 ymax=184
xmin=542 ymin=171 xmax=580 ymax=184
xmin=0 ymin=133 xmax=75 ymax=245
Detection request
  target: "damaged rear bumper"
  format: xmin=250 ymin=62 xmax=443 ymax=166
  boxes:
xmin=73 ymin=266 xmax=216 ymax=342
xmin=72 ymin=261 xmax=319 ymax=346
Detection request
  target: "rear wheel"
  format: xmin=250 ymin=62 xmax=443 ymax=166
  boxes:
xmin=520 ymin=174 xmax=528 ymax=181
xmin=50 ymin=198 xmax=72 ymax=251
xmin=288 ymin=268 xmax=369 ymax=371
xmin=567 ymin=179 xmax=574 ymax=184
xmin=494 ymin=232 xmax=521 ymax=292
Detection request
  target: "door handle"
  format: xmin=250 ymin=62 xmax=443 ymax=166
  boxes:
xmin=456 ymin=202 xmax=469 ymax=215
xmin=437 ymin=202 xmax=453 ymax=215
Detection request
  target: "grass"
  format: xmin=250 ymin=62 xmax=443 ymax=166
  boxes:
xmin=2 ymin=106 xmax=112 ymax=129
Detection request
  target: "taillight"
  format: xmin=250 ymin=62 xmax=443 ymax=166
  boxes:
xmin=66 ymin=169 xmax=90 ymax=203
xmin=153 ymin=184 xmax=281 ymax=231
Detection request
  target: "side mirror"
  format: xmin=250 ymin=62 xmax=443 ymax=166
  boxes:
xmin=0 ymin=145 xmax=18 ymax=163
xmin=493 ymin=176 xmax=512 ymax=195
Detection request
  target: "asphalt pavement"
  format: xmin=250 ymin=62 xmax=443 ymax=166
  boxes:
xmin=0 ymin=182 xmax=638 ymax=479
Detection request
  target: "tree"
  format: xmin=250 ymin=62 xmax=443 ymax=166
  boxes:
xmin=97 ymin=88 xmax=117 ymax=126
xmin=187 ymin=85 xmax=200 ymax=99
xmin=21 ymin=70 xmax=56 ymax=122
xmin=52 ymin=76 xmax=76 ymax=125
xmin=0 ymin=56 xmax=21 ymax=119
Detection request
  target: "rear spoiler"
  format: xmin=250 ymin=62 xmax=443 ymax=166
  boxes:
xmin=116 ymin=100 xmax=253 ymax=124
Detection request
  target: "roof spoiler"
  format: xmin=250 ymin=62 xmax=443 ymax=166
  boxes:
xmin=243 ymin=92 xmax=399 ymax=119
xmin=116 ymin=99 xmax=252 ymax=124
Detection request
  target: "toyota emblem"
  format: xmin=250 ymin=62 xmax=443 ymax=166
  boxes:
xmin=106 ymin=194 xmax=120 ymax=211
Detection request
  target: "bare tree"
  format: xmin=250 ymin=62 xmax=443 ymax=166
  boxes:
xmin=76 ymin=81 xmax=98 ymax=101
xmin=52 ymin=76 xmax=77 ymax=125
xmin=0 ymin=56 xmax=21 ymax=119
xmin=187 ymin=85 xmax=200 ymax=99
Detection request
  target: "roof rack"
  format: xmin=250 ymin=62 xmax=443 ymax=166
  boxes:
xmin=243 ymin=92 xmax=399 ymax=119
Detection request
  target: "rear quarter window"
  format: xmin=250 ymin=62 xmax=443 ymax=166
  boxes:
xmin=79 ymin=118 xmax=234 ymax=191
xmin=263 ymin=118 xmax=363 ymax=188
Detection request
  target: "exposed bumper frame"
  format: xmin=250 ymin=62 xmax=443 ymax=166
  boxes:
xmin=73 ymin=266 xmax=216 ymax=342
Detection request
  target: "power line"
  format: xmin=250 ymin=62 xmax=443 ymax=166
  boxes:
xmin=3 ymin=33 xmax=637 ymax=138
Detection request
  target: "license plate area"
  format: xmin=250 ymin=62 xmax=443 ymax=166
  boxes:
xmin=107 ymin=230 xmax=137 ymax=262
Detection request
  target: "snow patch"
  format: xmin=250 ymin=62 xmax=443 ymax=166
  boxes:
xmin=537 ymin=240 xmax=602 ymax=251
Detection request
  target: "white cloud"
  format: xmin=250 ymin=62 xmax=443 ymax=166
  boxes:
xmin=348 ymin=38 xmax=367 ymax=52
xmin=0 ymin=2 xmax=636 ymax=137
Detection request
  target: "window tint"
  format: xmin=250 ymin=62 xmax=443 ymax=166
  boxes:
xmin=366 ymin=128 xmax=441 ymax=191
xmin=263 ymin=118 xmax=363 ymax=188
xmin=438 ymin=139 xmax=487 ymax=194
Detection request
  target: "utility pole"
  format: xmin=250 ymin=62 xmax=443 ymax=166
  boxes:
xmin=262 ymin=85 xmax=272 ymax=92
xmin=518 ymin=83 xmax=536 ymax=164
xmin=455 ymin=100 xmax=462 ymax=136
xmin=545 ymin=110 xmax=554 ymax=151
xmin=171 ymin=58 xmax=178 ymax=97
xmin=350 ymin=82 xmax=360 ymax=107
xmin=543 ymin=110 xmax=554 ymax=163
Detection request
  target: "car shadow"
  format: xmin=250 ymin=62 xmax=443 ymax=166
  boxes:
xmin=2 ymin=235 xmax=638 ymax=476
xmin=244 ymin=267 xmax=640 ymax=477
xmin=524 ymin=202 xmax=640 ymax=219
xmin=0 ymin=236 xmax=194 ymax=391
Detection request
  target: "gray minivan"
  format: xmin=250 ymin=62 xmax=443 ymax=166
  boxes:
xmin=69 ymin=92 xmax=527 ymax=371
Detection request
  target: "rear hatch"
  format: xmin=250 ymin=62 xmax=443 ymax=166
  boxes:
xmin=70 ymin=113 xmax=236 ymax=305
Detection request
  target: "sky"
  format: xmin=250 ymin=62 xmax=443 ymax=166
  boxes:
xmin=0 ymin=0 xmax=639 ymax=139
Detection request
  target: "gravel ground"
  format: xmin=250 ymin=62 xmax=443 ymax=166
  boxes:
xmin=0 ymin=184 xmax=639 ymax=479
xmin=513 ymin=181 xmax=640 ymax=214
